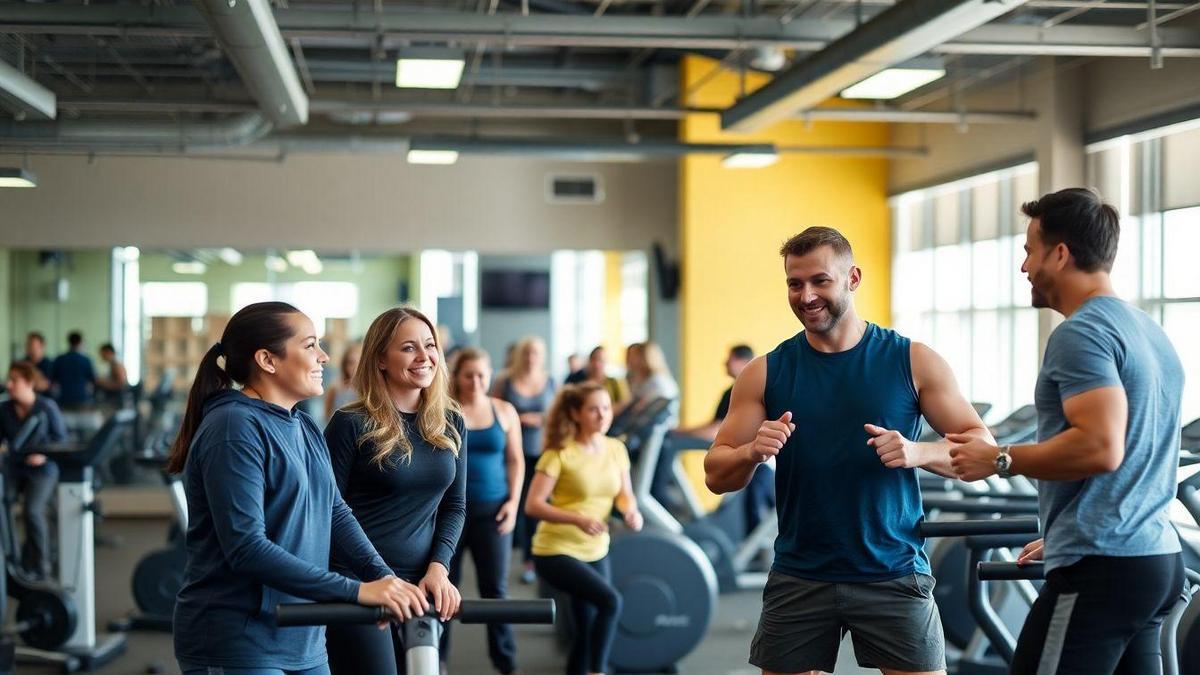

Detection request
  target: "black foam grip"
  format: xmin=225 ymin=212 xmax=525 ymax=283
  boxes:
xmin=977 ymin=561 xmax=1045 ymax=581
xmin=919 ymin=516 xmax=1040 ymax=538
xmin=276 ymin=603 xmax=385 ymax=627
xmin=458 ymin=599 xmax=555 ymax=625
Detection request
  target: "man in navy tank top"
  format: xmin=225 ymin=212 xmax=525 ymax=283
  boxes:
xmin=705 ymin=226 xmax=994 ymax=675
xmin=948 ymin=188 xmax=1184 ymax=675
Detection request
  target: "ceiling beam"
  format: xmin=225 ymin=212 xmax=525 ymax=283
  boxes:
xmin=721 ymin=0 xmax=1028 ymax=132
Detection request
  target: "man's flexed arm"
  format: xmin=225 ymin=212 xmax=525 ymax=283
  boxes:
xmin=704 ymin=358 xmax=795 ymax=494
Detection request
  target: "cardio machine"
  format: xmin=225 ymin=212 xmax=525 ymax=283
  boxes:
xmin=276 ymin=599 xmax=555 ymax=674
xmin=2 ymin=409 xmax=135 ymax=672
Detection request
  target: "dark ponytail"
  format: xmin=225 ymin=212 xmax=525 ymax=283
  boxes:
xmin=166 ymin=301 xmax=302 ymax=474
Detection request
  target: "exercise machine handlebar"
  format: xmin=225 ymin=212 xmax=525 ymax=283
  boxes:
xmin=919 ymin=516 xmax=1040 ymax=538
xmin=276 ymin=599 xmax=556 ymax=628
xmin=977 ymin=561 xmax=1045 ymax=581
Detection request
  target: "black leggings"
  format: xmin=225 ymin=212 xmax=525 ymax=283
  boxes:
xmin=440 ymin=499 xmax=517 ymax=674
xmin=326 ymin=621 xmax=405 ymax=675
xmin=1012 ymin=552 xmax=1185 ymax=675
xmin=534 ymin=554 xmax=621 ymax=675
xmin=516 ymin=460 xmax=539 ymax=562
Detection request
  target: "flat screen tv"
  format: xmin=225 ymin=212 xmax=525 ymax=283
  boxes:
xmin=481 ymin=270 xmax=551 ymax=309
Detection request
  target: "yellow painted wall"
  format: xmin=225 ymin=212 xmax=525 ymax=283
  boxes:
xmin=678 ymin=55 xmax=893 ymax=425
xmin=603 ymin=251 xmax=624 ymax=364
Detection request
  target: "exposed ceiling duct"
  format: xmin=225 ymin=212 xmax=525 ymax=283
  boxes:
xmin=192 ymin=0 xmax=308 ymax=127
xmin=0 ymin=113 xmax=272 ymax=150
xmin=0 ymin=58 xmax=57 ymax=120
xmin=6 ymin=6 xmax=1199 ymax=56
xmin=721 ymin=0 xmax=1029 ymax=132
xmin=55 ymin=97 xmax=1034 ymax=124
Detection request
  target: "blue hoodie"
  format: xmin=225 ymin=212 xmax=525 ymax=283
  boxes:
xmin=173 ymin=390 xmax=392 ymax=670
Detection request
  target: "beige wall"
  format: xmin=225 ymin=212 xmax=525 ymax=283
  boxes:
xmin=0 ymin=153 xmax=677 ymax=253
xmin=891 ymin=57 xmax=1200 ymax=193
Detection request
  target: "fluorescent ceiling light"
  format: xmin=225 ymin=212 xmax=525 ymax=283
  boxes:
xmin=286 ymin=249 xmax=318 ymax=267
xmin=265 ymin=255 xmax=289 ymax=273
xmin=407 ymin=149 xmax=459 ymax=165
xmin=302 ymin=260 xmax=324 ymax=275
xmin=0 ymin=167 xmax=37 ymax=188
xmin=841 ymin=68 xmax=945 ymax=100
xmin=172 ymin=261 xmax=206 ymax=275
xmin=396 ymin=58 xmax=465 ymax=89
xmin=218 ymin=248 xmax=243 ymax=266
xmin=722 ymin=151 xmax=779 ymax=169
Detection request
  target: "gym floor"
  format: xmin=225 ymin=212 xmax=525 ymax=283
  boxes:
xmin=19 ymin=518 xmax=876 ymax=675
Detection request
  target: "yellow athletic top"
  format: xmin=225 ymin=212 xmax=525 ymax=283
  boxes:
xmin=530 ymin=437 xmax=631 ymax=562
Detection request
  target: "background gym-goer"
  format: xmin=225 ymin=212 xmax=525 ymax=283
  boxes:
xmin=949 ymin=188 xmax=1185 ymax=675
xmin=0 ymin=361 xmax=66 ymax=579
xmin=669 ymin=345 xmax=772 ymax=534
xmin=439 ymin=348 xmax=524 ymax=675
xmin=526 ymin=383 xmax=643 ymax=675
xmin=324 ymin=341 xmax=362 ymax=419
xmin=492 ymin=335 xmax=556 ymax=585
xmin=705 ymin=227 xmax=992 ymax=675
xmin=624 ymin=341 xmax=679 ymax=425
xmin=169 ymin=302 xmax=418 ymax=675
xmin=22 ymin=332 xmax=53 ymax=392
xmin=51 ymin=330 xmax=96 ymax=410
xmin=566 ymin=346 xmax=628 ymax=405
xmin=565 ymin=353 xmax=584 ymax=383
xmin=95 ymin=342 xmax=129 ymax=405
xmin=324 ymin=307 xmax=466 ymax=675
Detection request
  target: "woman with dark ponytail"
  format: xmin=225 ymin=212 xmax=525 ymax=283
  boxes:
xmin=170 ymin=302 xmax=426 ymax=675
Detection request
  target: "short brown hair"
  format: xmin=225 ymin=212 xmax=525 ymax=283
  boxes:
xmin=779 ymin=226 xmax=854 ymax=261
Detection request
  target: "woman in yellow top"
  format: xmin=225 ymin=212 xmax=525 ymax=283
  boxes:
xmin=525 ymin=382 xmax=643 ymax=675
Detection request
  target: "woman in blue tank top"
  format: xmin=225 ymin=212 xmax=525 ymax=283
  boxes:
xmin=442 ymin=348 xmax=525 ymax=674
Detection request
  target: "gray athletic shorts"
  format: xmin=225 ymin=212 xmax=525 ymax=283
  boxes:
xmin=749 ymin=570 xmax=946 ymax=673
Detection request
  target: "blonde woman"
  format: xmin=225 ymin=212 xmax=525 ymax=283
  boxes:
xmin=624 ymin=342 xmax=679 ymax=426
xmin=323 ymin=341 xmax=362 ymax=420
xmin=526 ymin=382 xmax=642 ymax=675
xmin=491 ymin=335 xmax=556 ymax=583
xmin=439 ymin=348 xmax=524 ymax=674
xmin=324 ymin=307 xmax=467 ymax=675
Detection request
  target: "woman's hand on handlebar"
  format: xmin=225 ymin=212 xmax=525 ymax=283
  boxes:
xmin=418 ymin=562 xmax=461 ymax=622
xmin=358 ymin=575 xmax=429 ymax=625
xmin=1017 ymin=538 xmax=1044 ymax=565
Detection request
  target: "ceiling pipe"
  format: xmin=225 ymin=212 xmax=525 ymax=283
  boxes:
xmin=54 ymin=97 xmax=1035 ymax=123
xmin=192 ymin=0 xmax=308 ymax=127
xmin=0 ymin=113 xmax=272 ymax=149
xmin=0 ymin=58 xmax=56 ymax=120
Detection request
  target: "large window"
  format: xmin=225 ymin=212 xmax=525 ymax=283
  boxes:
xmin=1088 ymin=119 xmax=1200 ymax=423
xmin=891 ymin=163 xmax=1041 ymax=421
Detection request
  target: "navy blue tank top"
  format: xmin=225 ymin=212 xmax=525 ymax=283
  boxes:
xmin=764 ymin=323 xmax=928 ymax=582
xmin=465 ymin=405 xmax=510 ymax=503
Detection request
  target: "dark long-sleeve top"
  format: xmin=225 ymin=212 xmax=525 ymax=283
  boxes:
xmin=0 ymin=395 xmax=67 ymax=466
xmin=173 ymin=390 xmax=392 ymax=671
xmin=324 ymin=408 xmax=467 ymax=582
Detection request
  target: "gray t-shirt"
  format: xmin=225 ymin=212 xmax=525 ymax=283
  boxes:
xmin=1035 ymin=296 xmax=1183 ymax=572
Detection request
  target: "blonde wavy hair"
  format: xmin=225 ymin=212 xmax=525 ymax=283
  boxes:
xmin=543 ymin=382 xmax=607 ymax=452
xmin=626 ymin=341 xmax=671 ymax=381
xmin=448 ymin=347 xmax=490 ymax=401
xmin=509 ymin=336 xmax=548 ymax=380
xmin=349 ymin=307 xmax=461 ymax=467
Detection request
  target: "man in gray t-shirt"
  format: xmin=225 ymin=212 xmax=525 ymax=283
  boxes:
xmin=948 ymin=187 xmax=1185 ymax=675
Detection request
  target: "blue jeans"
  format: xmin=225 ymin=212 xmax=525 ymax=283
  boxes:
xmin=181 ymin=664 xmax=331 ymax=675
